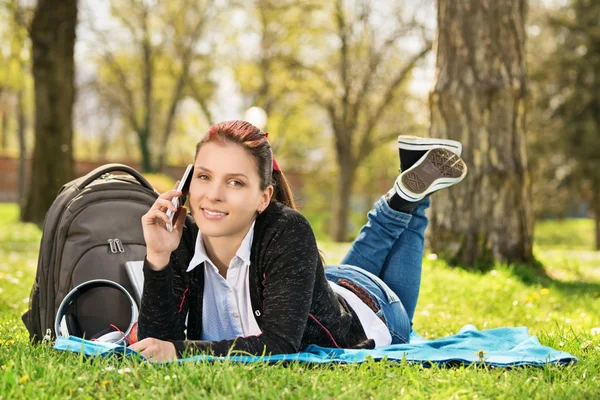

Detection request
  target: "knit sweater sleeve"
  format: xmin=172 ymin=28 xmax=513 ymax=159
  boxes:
xmin=170 ymin=216 xmax=319 ymax=357
xmin=137 ymin=219 xmax=194 ymax=342
xmin=136 ymin=258 xmax=188 ymax=341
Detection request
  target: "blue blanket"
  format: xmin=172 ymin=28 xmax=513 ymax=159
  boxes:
xmin=53 ymin=325 xmax=576 ymax=367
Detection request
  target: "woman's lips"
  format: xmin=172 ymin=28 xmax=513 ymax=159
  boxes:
xmin=201 ymin=208 xmax=228 ymax=220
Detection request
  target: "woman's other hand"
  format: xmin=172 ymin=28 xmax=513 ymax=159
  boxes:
xmin=128 ymin=338 xmax=178 ymax=362
xmin=141 ymin=183 xmax=188 ymax=270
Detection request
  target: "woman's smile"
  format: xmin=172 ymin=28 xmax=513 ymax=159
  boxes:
xmin=201 ymin=207 xmax=229 ymax=220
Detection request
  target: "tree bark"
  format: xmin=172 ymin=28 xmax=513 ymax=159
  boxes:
xmin=429 ymin=0 xmax=534 ymax=267
xmin=0 ymin=108 xmax=8 ymax=151
xmin=331 ymin=157 xmax=356 ymax=242
xmin=593 ymin=181 xmax=600 ymax=251
xmin=138 ymin=129 xmax=154 ymax=173
xmin=22 ymin=0 xmax=77 ymax=224
xmin=140 ymin=15 xmax=154 ymax=173
xmin=596 ymin=211 xmax=600 ymax=252
xmin=17 ymin=89 xmax=27 ymax=213
xmin=156 ymin=71 xmax=186 ymax=172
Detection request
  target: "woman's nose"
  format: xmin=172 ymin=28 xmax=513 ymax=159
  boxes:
xmin=205 ymin=181 xmax=223 ymax=202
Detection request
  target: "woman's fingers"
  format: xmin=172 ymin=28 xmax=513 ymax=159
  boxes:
xmin=147 ymin=188 xmax=183 ymax=219
xmin=128 ymin=338 xmax=149 ymax=352
xmin=144 ymin=209 xmax=172 ymax=227
xmin=151 ymin=197 xmax=178 ymax=212
xmin=153 ymin=189 xmax=182 ymax=205
xmin=129 ymin=338 xmax=177 ymax=362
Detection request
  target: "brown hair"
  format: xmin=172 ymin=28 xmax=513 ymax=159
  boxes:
xmin=195 ymin=120 xmax=296 ymax=209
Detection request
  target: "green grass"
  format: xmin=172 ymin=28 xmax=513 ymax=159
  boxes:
xmin=1 ymin=204 xmax=600 ymax=399
xmin=535 ymin=218 xmax=596 ymax=251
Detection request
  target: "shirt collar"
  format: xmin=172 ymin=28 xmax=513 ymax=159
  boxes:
xmin=186 ymin=221 xmax=255 ymax=272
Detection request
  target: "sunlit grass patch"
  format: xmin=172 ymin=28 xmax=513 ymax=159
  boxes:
xmin=535 ymin=218 xmax=595 ymax=251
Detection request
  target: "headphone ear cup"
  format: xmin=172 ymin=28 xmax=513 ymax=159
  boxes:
xmin=64 ymin=313 xmax=83 ymax=338
xmin=96 ymin=330 xmax=124 ymax=344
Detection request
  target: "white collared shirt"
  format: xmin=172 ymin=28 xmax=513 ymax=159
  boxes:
xmin=328 ymin=282 xmax=392 ymax=347
xmin=186 ymin=222 xmax=261 ymax=341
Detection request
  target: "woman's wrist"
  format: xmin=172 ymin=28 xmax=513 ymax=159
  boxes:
xmin=146 ymin=252 xmax=171 ymax=271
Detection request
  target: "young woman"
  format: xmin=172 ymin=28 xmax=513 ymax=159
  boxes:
xmin=129 ymin=121 xmax=467 ymax=362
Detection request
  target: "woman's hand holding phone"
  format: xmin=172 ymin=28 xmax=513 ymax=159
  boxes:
xmin=141 ymin=183 xmax=188 ymax=271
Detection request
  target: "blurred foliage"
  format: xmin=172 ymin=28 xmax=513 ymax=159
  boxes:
xmin=79 ymin=0 xmax=217 ymax=171
xmin=0 ymin=0 xmax=33 ymax=156
xmin=0 ymin=0 xmax=597 ymax=233
xmin=230 ymin=0 xmax=327 ymax=154
xmin=527 ymin=2 xmax=572 ymax=219
xmin=299 ymin=0 xmax=431 ymax=240
xmin=527 ymin=0 xmax=600 ymax=249
xmin=528 ymin=0 xmax=599 ymax=222
xmin=546 ymin=0 xmax=600 ymax=206
xmin=299 ymin=138 xmax=400 ymax=240
xmin=143 ymin=173 xmax=176 ymax=194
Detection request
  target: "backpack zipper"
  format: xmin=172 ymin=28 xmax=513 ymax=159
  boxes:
xmin=107 ymin=238 xmax=125 ymax=253
xmin=116 ymin=239 xmax=125 ymax=253
xmin=62 ymin=240 xmax=146 ymax=296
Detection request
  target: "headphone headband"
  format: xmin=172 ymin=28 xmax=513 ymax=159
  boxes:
xmin=55 ymin=279 xmax=139 ymax=345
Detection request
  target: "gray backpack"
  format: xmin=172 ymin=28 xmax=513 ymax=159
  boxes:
xmin=22 ymin=164 xmax=158 ymax=342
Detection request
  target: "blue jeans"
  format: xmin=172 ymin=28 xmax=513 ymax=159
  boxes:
xmin=325 ymin=196 xmax=430 ymax=344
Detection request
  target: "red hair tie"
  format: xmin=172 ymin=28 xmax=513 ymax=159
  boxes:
xmin=264 ymin=132 xmax=281 ymax=172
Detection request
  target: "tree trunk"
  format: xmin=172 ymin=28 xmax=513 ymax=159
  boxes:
xmin=140 ymin=20 xmax=154 ymax=173
xmin=593 ymin=181 xmax=600 ymax=251
xmin=429 ymin=0 xmax=534 ymax=267
xmin=595 ymin=206 xmax=600 ymax=252
xmin=330 ymin=158 xmax=356 ymax=242
xmin=156 ymin=73 xmax=185 ymax=172
xmin=17 ymin=89 xmax=27 ymax=214
xmin=0 ymin=109 xmax=8 ymax=151
xmin=22 ymin=0 xmax=77 ymax=224
xmin=138 ymin=130 xmax=154 ymax=173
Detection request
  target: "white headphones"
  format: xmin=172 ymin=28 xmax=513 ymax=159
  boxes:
xmin=54 ymin=279 xmax=139 ymax=345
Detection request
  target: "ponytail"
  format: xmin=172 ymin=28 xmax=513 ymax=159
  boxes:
xmin=272 ymin=170 xmax=296 ymax=210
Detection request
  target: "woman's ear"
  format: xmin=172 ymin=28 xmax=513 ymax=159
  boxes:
xmin=259 ymin=185 xmax=274 ymax=212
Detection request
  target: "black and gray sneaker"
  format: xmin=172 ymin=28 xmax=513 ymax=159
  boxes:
xmin=394 ymin=148 xmax=467 ymax=202
xmin=398 ymin=135 xmax=462 ymax=172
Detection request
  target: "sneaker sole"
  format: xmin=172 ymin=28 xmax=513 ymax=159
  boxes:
xmin=397 ymin=136 xmax=462 ymax=157
xmin=395 ymin=148 xmax=467 ymax=201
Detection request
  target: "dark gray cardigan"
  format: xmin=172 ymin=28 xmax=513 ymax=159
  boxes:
xmin=137 ymin=201 xmax=372 ymax=357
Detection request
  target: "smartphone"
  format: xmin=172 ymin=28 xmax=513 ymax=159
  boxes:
xmin=166 ymin=164 xmax=194 ymax=232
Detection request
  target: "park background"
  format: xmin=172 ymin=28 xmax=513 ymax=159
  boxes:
xmin=1 ymin=0 xmax=600 ymax=398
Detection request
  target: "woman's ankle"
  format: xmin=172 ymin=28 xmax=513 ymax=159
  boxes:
xmin=385 ymin=188 xmax=421 ymax=214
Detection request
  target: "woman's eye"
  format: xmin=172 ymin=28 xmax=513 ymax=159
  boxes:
xmin=198 ymin=174 xmax=209 ymax=180
xmin=229 ymin=180 xmax=244 ymax=187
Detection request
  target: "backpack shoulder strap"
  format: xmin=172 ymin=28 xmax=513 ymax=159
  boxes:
xmin=74 ymin=163 xmax=154 ymax=191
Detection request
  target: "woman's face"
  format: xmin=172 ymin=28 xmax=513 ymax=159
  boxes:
xmin=189 ymin=141 xmax=273 ymax=239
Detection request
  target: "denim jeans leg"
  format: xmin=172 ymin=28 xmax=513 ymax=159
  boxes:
xmin=325 ymin=265 xmax=411 ymax=344
xmin=379 ymin=197 xmax=430 ymax=324
xmin=340 ymin=196 xmax=412 ymax=277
